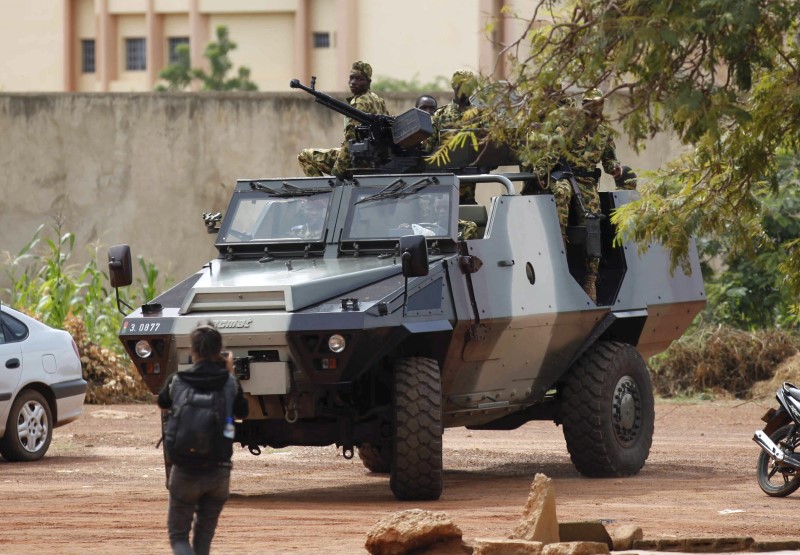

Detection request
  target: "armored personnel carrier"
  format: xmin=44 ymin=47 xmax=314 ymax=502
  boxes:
xmin=109 ymin=80 xmax=704 ymax=500
xmin=109 ymin=166 xmax=705 ymax=501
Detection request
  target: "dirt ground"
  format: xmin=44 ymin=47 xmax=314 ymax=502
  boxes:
xmin=0 ymin=398 xmax=795 ymax=554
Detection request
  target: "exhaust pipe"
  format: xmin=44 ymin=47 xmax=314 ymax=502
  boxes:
xmin=753 ymin=430 xmax=800 ymax=468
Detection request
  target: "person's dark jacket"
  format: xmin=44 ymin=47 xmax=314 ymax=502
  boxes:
xmin=158 ymin=360 xmax=249 ymax=465
xmin=158 ymin=360 xmax=248 ymax=417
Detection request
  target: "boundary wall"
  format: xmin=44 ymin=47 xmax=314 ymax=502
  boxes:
xmin=0 ymin=92 xmax=683 ymax=291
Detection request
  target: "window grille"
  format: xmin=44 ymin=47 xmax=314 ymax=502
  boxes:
xmin=168 ymin=37 xmax=189 ymax=64
xmin=81 ymin=39 xmax=95 ymax=73
xmin=312 ymin=32 xmax=330 ymax=49
xmin=126 ymin=38 xmax=146 ymax=71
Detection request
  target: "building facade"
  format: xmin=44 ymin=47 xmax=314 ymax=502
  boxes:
xmin=0 ymin=0 xmax=536 ymax=93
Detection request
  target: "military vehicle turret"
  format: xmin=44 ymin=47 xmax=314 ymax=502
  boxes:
xmin=109 ymin=83 xmax=705 ymax=501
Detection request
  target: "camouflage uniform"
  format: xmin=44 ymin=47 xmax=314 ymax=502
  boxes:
xmin=458 ymin=219 xmax=478 ymax=240
xmin=330 ymin=89 xmax=389 ymax=179
xmin=297 ymin=61 xmax=389 ymax=179
xmin=298 ymin=148 xmax=338 ymax=177
xmin=551 ymin=90 xmax=621 ymax=303
xmin=431 ymin=70 xmax=480 ymax=204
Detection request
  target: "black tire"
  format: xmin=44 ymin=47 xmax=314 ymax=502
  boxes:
xmin=561 ymin=341 xmax=654 ymax=477
xmin=389 ymin=357 xmax=443 ymax=501
xmin=0 ymin=389 xmax=53 ymax=462
xmin=357 ymin=443 xmax=391 ymax=474
xmin=756 ymin=425 xmax=800 ymax=497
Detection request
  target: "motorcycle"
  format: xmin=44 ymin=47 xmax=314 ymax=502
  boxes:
xmin=753 ymin=382 xmax=800 ymax=497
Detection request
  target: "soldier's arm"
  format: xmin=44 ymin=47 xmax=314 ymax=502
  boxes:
xmin=601 ymin=130 xmax=622 ymax=176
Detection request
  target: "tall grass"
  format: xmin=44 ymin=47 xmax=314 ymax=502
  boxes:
xmin=2 ymin=223 xmax=170 ymax=352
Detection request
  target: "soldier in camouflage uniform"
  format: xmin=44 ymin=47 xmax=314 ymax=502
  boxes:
xmin=297 ymin=61 xmax=389 ymax=179
xmin=551 ymin=88 xmax=623 ymax=303
xmin=431 ymin=70 xmax=480 ymax=204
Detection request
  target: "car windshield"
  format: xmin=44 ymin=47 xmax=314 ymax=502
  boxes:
xmin=343 ymin=186 xmax=453 ymax=240
xmin=217 ymin=192 xmax=332 ymax=244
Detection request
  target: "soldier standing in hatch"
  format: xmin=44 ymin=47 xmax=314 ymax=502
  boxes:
xmin=550 ymin=88 xmax=623 ymax=303
xmin=430 ymin=69 xmax=480 ymax=204
xmin=297 ymin=61 xmax=389 ymax=179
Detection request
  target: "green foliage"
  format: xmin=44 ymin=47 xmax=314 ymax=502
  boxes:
xmin=472 ymin=0 xmax=800 ymax=310
xmin=155 ymin=25 xmax=258 ymax=92
xmin=2 ymin=224 xmax=170 ymax=352
xmin=699 ymin=154 xmax=800 ymax=330
xmin=371 ymin=74 xmax=449 ymax=93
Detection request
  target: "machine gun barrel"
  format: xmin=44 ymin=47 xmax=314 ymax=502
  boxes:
xmin=289 ymin=78 xmax=389 ymax=126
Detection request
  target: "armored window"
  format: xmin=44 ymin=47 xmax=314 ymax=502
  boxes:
xmin=126 ymin=38 xmax=146 ymax=71
xmin=168 ymin=37 xmax=189 ymax=64
xmin=312 ymin=32 xmax=330 ymax=49
xmin=81 ymin=39 xmax=95 ymax=73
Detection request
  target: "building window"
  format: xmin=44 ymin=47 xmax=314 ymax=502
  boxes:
xmin=126 ymin=38 xmax=146 ymax=71
xmin=168 ymin=37 xmax=189 ymax=64
xmin=312 ymin=32 xmax=330 ymax=49
xmin=81 ymin=39 xmax=95 ymax=73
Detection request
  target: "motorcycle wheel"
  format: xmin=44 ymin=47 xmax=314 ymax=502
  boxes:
xmin=756 ymin=424 xmax=800 ymax=497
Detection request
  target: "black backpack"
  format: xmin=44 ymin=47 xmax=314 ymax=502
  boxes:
xmin=163 ymin=373 xmax=236 ymax=468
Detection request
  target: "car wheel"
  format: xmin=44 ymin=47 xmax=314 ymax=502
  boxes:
xmin=0 ymin=389 xmax=53 ymax=462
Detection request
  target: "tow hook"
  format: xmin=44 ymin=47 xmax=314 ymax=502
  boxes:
xmin=248 ymin=445 xmax=262 ymax=456
xmin=285 ymin=396 xmax=300 ymax=424
xmin=342 ymin=446 xmax=354 ymax=460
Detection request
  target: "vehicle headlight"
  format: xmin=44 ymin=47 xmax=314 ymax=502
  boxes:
xmin=328 ymin=334 xmax=346 ymax=353
xmin=135 ymin=340 xmax=153 ymax=358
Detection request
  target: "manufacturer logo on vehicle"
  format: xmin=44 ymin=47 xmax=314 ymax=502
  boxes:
xmin=213 ymin=318 xmax=253 ymax=329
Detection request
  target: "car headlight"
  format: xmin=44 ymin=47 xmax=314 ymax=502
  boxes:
xmin=328 ymin=334 xmax=346 ymax=353
xmin=135 ymin=340 xmax=153 ymax=358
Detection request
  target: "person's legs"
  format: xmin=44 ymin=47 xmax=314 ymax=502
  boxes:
xmin=191 ymin=467 xmax=231 ymax=555
xmin=577 ymin=179 xmax=602 ymax=302
xmin=549 ymin=178 xmax=572 ymax=246
xmin=167 ymin=466 xmax=203 ymax=555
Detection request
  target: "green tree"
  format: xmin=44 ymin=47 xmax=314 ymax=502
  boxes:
xmin=156 ymin=25 xmax=258 ymax=91
xmin=700 ymin=153 xmax=800 ymax=329
xmin=451 ymin=0 xmax=800 ymax=303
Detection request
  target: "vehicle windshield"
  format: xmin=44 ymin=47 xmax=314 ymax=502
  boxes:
xmin=217 ymin=192 xmax=332 ymax=244
xmin=343 ymin=186 xmax=453 ymax=240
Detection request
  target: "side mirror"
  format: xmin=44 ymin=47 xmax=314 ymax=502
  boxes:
xmin=108 ymin=245 xmax=133 ymax=288
xmin=399 ymin=235 xmax=429 ymax=277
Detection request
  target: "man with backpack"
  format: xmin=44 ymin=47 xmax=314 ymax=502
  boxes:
xmin=158 ymin=322 xmax=249 ymax=555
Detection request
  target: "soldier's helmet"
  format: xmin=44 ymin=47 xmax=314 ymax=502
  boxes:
xmin=582 ymin=88 xmax=604 ymax=104
xmin=451 ymin=70 xmax=478 ymax=99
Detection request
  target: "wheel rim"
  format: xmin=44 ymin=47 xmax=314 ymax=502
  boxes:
xmin=16 ymin=400 xmax=49 ymax=453
xmin=760 ymin=431 xmax=800 ymax=493
xmin=612 ymin=376 xmax=641 ymax=446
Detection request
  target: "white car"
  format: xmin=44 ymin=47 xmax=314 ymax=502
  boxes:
xmin=0 ymin=305 xmax=86 ymax=461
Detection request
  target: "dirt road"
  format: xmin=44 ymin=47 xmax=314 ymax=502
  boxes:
xmin=0 ymin=399 xmax=791 ymax=554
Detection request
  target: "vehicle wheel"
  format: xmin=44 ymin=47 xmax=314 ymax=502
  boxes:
xmin=390 ymin=357 xmax=443 ymax=501
xmin=0 ymin=389 xmax=53 ymax=462
xmin=560 ymin=341 xmax=654 ymax=477
xmin=756 ymin=424 xmax=800 ymax=497
xmin=357 ymin=443 xmax=390 ymax=473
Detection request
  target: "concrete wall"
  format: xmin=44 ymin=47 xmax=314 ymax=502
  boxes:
xmin=0 ymin=92 xmax=683 ymax=292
